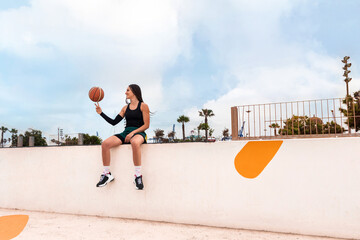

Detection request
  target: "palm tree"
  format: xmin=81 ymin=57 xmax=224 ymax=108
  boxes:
xmin=269 ymin=123 xmax=280 ymax=136
xmin=197 ymin=124 xmax=202 ymax=139
xmin=9 ymin=128 xmax=18 ymax=147
xmin=198 ymin=109 xmax=215 ymax=142
xmin=198 ymin=123 xmax=209 ymax=140
xmin=1 ymin=126 xmax=9 ymax=147
xmin=177 ymin=115 xmax=190 ymax=141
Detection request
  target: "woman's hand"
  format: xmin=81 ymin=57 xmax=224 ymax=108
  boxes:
xmin=95 ymin=103 xmax=102 ymax=114
xmin=125 ymin=132 xmax=135 ymax=143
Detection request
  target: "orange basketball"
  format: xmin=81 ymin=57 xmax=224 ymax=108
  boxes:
xmin=89 ymin=87 xmax=104 ymax=102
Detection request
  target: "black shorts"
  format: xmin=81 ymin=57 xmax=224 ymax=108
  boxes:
xmin=114 ymin=127 xmax=147 ymax=144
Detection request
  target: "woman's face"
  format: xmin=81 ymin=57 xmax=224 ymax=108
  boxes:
xmin=125 ymin=87 xmax=134 ymax=99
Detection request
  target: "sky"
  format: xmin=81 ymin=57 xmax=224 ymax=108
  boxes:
xmin=0 ymin=0 xmax=360 ymax=142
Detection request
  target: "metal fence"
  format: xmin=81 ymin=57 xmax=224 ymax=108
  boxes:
xmin=231 ymin=97 xmax=360 ymax=140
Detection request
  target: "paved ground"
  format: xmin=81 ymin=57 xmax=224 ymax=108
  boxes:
xmin=0 ymin=208 xmax=345 ymax=240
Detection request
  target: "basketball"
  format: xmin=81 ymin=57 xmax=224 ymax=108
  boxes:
xmin=89 ymin=87 xmax=104 ymax=102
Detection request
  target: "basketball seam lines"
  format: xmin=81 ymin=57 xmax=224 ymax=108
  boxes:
xmin=93 ymin=87 xmax=99 ymax=102
xmin=98 ymin=88 xmax=102 ymax=102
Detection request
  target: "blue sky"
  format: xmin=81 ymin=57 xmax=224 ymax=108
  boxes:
xmin=0 ymin=0 xmax=359 ymax=142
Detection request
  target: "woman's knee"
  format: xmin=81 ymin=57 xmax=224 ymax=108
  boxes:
xmin=102 ymin=136 xmax=121 ymax=149
xmin=130 ymin=139 xmax=141 ymax=148
xmin=101 ymin=141 xmax=110 ymax=149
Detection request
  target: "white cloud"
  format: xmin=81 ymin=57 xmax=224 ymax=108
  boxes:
xmin=187 ymin=50 xmax=351 ymax=137
xmin=1 ymin=0 xmax=358 ymax=140
xmin=176 ymin=0 xmax=356 ymax=138
xmin=0 ymin=0 xmax=184 ymax=109
xmin=0 ymin=0 xmax=189 ymax=138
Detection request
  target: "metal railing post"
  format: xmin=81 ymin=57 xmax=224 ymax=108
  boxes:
xmin=231 ymin=107 xmax=239 ymax=140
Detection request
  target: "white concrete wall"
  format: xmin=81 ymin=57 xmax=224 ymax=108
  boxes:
xmin=0 ymin=138 xmax=359 ymax=239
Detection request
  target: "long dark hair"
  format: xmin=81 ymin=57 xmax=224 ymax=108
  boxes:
xmin=126 ymin=84 xmax=155 ymax=115
xmin=126 ymin=84 xmax=144 ymax=103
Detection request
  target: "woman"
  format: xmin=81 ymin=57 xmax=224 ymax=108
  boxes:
xmin=94 ymin=84 xmax=150 ymax=190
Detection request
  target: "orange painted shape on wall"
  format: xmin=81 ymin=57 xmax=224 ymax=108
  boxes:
xmin=234 ymin=141 xmax=283 ymax=179
xmin=0 ymin=215 xmax=29 ymax=240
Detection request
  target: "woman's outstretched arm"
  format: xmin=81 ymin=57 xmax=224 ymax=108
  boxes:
xmin=100 ymin=112 xmax=123 ymax=126
xmin=95 ymin=103 xmax=125 ymax=126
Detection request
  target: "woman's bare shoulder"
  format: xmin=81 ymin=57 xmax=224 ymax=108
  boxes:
xmin=140 ymin=102 xmax=149 ymax=111
xmin=119 ymin=105 xmax=128 ymax=116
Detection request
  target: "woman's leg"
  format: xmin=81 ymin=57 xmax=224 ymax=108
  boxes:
xmin=130 ymin=134 xmax=144 ymax=166
xmin=130 ymin=135 xmax=145 ymax=190
xmin=101 ymin=136 xmax=122 ymax=166
xmin=96 ymin=136 xmax=122 ymax=187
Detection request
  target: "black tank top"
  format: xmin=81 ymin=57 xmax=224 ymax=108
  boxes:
xmin=124 ymin=101 xmax=144 ymax=128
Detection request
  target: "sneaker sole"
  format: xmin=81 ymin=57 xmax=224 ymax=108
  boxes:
xmin=97 ymin=177 xmax=115 ymax=187
xmin=133 ymin=181 xmax=144 ymax=190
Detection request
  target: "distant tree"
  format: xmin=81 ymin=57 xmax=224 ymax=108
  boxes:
xmin=209 ymin=128 xmax=214 ymax=137
xmin=197 ymin=124 xmax=201 ymax=139
xmin=168 ymin=131 xmax=175 ymax=142
xmin=222 ymin=128 xmax=229 ymax=140
xmin=322 ymin=121 xmax=344 ymax=134
xmin=9 ymin=128 xmax=18 ymax=147
xmin=21 ymin=129 xmax=47 ymax=146
xmin=83 ymin=134 xmax=102 ymax=145
xmin=198 ymin=123 xmax=210 ymax=140
xmin=199 ymin=109 xmax=215 ymax=142
xmin=154 ymin=129 xmax=164 ymax=143
xmin=278 ymin=115 xmax=345 ymax=135
xmin=355 ymin=91 xmax=360 ymax=104
xmin=339 ymin=90 xmax=360 ymax=132
xmin=177 ymin=115 xmax=190 ymax=141
xmin=51 ymin=133 xmax=100 ymax=146
xmin=64 ymin=134 xmax=79 ymax=145
xmin=51 ymin=139 xmax=61 ymax=145
xmin=1 ymin=126 xmax=9 ymax=147
xmin=269 ymin=123 xmax=280 ymax=136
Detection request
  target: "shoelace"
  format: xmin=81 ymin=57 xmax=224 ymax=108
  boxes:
xmin=137 ymin=177 xmax=142 ymax=185
xmin=100 ymin=174 xmax=106 ymax=182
